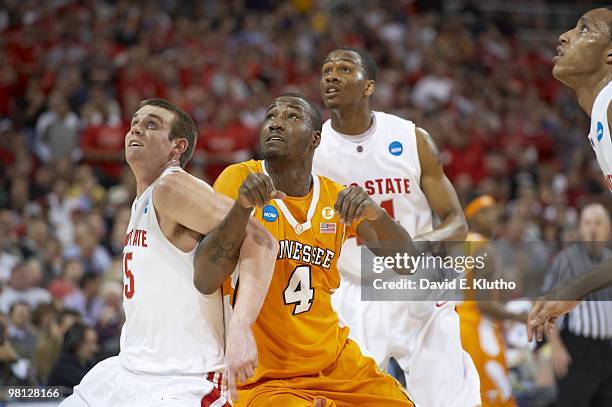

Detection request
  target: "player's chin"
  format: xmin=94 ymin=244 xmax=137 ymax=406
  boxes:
xmin=322 ymin=97 xmax=341 ymax=109
xmin=262 ymin=147 xmax=288 ymax=160
xmin=551 ymin=62 xmax=570 ymax=82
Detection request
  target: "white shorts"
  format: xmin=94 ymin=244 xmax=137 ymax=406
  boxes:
xmin=332 ymin=278 xmax=481 ymax=407
xmin=62 ymin=356 xmax=230 ymax=407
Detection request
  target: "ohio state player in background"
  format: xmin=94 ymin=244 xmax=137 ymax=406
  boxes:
xmin=313 ymin=48 xmax=480 ymax=407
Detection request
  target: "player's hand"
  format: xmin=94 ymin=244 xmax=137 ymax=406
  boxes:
xmin=527 ymin=296 xmax=580 ymax=342
xmin=335 ymin=186 xmax=382 ymax=224
xmin=237 ymin=173 xmax=285 ymax=209
xmin=225 ymin=320 xmax=258 ymax=402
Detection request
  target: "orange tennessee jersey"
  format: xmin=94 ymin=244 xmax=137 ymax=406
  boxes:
xmin=214 ymin=160 xmax=360 ymax=384
xmin=457 ymin=232 xmax=516 ymax=407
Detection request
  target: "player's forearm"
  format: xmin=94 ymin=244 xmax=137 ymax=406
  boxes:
xmin=365 ymin=209 xmax=417 ymax=256
xmin=230 ymin=232 xmax=277 ymax=328
xmin=193 ymin=201 xmax=252 ymax=295
xmin=557 ymin=258 xmax=612 ymax=300
xmin=413 ymin=211 xmax=467 ymax=256
xmin=416 ymin=211 xmax=468 ymax=244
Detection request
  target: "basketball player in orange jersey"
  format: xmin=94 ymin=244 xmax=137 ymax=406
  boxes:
xmin=60 ymin=99 xmax=277 ymax=407
xmin=457 ymin=195 xmax=526 ymax=407
xmin=194 ymin=93 xmax=416 ymax=406
xmin=528 ymin=7 xmax=612 ymax=342
xmin=314 ymin=48 xmax=480 ymax=407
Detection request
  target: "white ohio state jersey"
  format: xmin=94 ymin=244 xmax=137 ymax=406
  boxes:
xmin=313 ymin=111 xmax=433 ymax=278
xmin=119 ymin=167 xmax=225 ymax=374
xmin=588 ymin=80 xmax=612 ymax=192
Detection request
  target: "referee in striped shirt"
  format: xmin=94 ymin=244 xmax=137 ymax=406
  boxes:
xmin=542 ymin=203 xmax=612 ymax=407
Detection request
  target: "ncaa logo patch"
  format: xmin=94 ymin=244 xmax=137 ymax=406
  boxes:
xmin=597 ymin=121 xmax=604 ymax=142
xmin=389 ymin=141 xmax=403 ymax=156
xmin=262 ymin=205 xmax=278 ymax=222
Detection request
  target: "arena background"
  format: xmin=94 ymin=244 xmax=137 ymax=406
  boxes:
xmin=0 ymin=0 xmax=611 ymax=406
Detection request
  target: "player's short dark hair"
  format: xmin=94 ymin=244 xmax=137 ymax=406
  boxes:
xmin=279 ymin=93 xmax=322 ymax=133
xmin=335 ymin=47 xmax=378 ymax=81
xmin=139 ymin=98 xmax=197 ymax=168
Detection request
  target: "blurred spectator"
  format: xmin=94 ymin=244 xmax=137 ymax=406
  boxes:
xmin=47 ymin=323 xmax=98 ymax=394
xmin=0 ymin=312 xmax=18 ymax=385
xmin=7 ymin=301 xmax=38 ymax=383
xmin=31 ymin=303 xmax=62 ymax=383
xmin=0 ymin=221 xmax=22 ymax=283
xmin=34 ymin=92 xmax=81 ymax=163
xmin=63 ymin=272 xmax=104 ymax=326
xmin=0 ymin=261 xmax=51 ymax=314
xmin=65 ymin=222 xmax=112 ymax=275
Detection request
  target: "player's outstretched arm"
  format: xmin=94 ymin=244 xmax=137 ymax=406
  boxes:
xmin=335 ymin=185 xmax=416 ymax=256
xmin=527 ymin=258 xmax=612 ymax=342
xmin=414 ymin=127 xmax=468 ymax=249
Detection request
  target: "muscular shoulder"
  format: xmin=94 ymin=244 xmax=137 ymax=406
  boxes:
xmin=415 ymin=127 xmax=443 ymax=171
xmin=154 ymin=171 xmax=213 ymax=202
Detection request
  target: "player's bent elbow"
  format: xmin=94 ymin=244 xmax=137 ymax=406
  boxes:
xmin=193 ymin=271 xmax=219 ymax=296
xmin=456 ymin=219 xmax=469 ymax=240
xmin=192 ymin=250 xmax=221 ymax=296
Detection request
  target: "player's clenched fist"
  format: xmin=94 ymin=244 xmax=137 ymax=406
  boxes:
xmin=237 ymin=173 xmax=286 ymax=209
xmin=335 ymin=186 xmax=383 ymax=225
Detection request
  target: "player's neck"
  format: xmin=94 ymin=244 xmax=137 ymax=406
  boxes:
xmin=574 ymin=70 xmax=612 ymax=117
xmin=264 ymin=159 xmax=312 ymax=197
xmin=330 ymin=104 xmax=373 ymax=135
xmin=132 ymin=161 xmax=180 ymax=197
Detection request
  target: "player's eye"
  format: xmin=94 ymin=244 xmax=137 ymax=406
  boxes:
xmin=580 ymin=24 xmax=588 ymax=33
xmin=342 ymin=67 xmax=351 ymax=73
xmin=288 ymin=113 xmax=299 ymax=120
xmin=146 ymin=121 xmax=157 ymax=129
xmin=265 ymin=113 xmax=274 ymax=120
xmin=323 ymin=67 xmax=331 ymax=75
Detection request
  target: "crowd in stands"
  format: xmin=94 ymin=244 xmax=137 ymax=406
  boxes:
xmin=0 ymin=0 xmax=609 ymax=400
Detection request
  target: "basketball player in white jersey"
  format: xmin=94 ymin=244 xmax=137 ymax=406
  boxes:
xmin=60 ymin=98 xmax=278 ymax=407
xmin=313 ymin=48 xmax=481 ymax=407
xmin=528 ymin=7 xmax=612 ymax=342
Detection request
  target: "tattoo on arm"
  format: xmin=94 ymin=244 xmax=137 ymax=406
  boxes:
xmin=196 ymin=218 xmax=241 ymax=266
xmin=197 ymin=217 xmax=241 ymax=266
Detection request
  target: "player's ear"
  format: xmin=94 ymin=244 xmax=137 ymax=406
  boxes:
xmin=173 ymin=138 xmax=188 ymax=156
xmin=364 ymin=80 xmax=375 ymax=97
xmin=312 ymin=130 xmax=321 ymax=149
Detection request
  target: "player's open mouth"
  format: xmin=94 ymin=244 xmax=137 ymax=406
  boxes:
xmin=128 ymin=140 xmax=143 ymax=147
xmin=266 ymin=134 xmax=284 ymax=143
xmin=553 ymin=47 xmax=564 ymax=62
xmin=325 ymin=85 xmax=340 ymax=96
